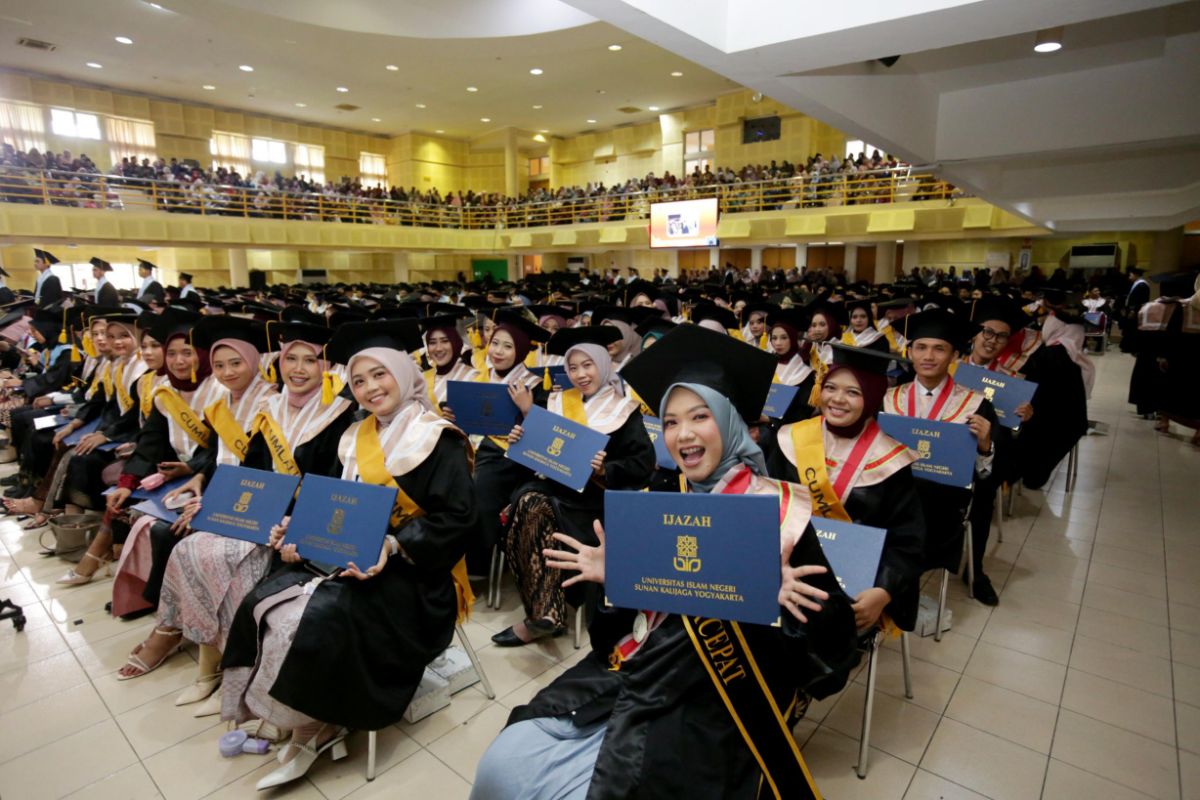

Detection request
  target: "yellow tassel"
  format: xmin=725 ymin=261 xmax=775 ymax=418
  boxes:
xmin=524 ymin=349 xmax=538 ymax=368
xmin=259 ymin=362 xmax=277 ymax=383
xmin=57 ymin=329 xmax=67 ymax=344
xmin=82 ymin=332 xmax=97 ymax=358
xmin=190 ymin=364 xmax=197 ymax=383
xmin=71 ymin=345 xmax=81 ymax=363
xmin=469 ymin=326 xmax=482 ymax=349
xmin=543 ymin=367 xmax=551 ymax=391
xmin=321 ymin=371 xmax=344 ymax=405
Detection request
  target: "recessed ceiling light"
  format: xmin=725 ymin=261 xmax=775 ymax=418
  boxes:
xmin=336 ymin=86 xmax=349 ymax=92
xmin=648 ymin=105 xmax=660 ymax=111
xmin=1034 ymin=26 xmax=1064 ymax=53
xmin=415 ymin=103 xmax=426 ymax=109
xmin=115 ymin=36 xmax=133 ymax=44
xmin=239 ymin=64 xmax=253 ymax=72
xmin=532 ymin=104 xmax=543 ymax=110
xmin=86 ymin=62 xmax=103 ymax=69
xmin=529 ymin=68 xmax=543 ymax=75
xmin=532 ymin=134 xmax=546 ymax=142
xmin=435 ymin=129 xmax=444 ymax=134
xmin=147 ymin=2 xmax=164 ymax=8
xmin=385 ymin=64 xmax=399 ymax=71
xmin=539 ymin=129 xmax=549 ymax=133
xmin=371 ymin=117 xmax=381 ymax=122
xmin=670 ymin=71 xmax=683 ymax=77
xmin=202 ymin=84 xmax=216 ymax=90
xmin=608 ymin=44 xmax=622 ymax=51
xmin=480 ymin=117 xmax=491 ymax=122
xmin=466 ymin=86 xmax=478 ymax=92
xmin=587 ymin=119 xmax=597 ymax=124
xmin=295 ymin=102 xmax=307 ymax=107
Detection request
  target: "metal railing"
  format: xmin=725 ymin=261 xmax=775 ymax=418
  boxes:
xmin=0 ymin=163 xmax=962 ymax=230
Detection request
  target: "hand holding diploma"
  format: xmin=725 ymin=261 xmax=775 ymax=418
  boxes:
xmin=967 ymin=413 xmax=992 ymax=454
xmin=778 ymin=537 xmax=831 ymax=624
xmin=544 ymin=519 xmax=606 ymax=587
xmin=1014 ymin=402 xmax=1034 ymax=423
xmin=170 ymin=497 xmax=202 ymax=536
xmin=591 ymin=450 xmax=606 ymax=477
xmin=508 ymin=381 xmax=533 ymax=414
xmin=851 ymin=587 xmax=892 ymax=631
xmin=507 ymin=423 xmax=524 ymax=445
xmin=270 ymin=516 xmax=301 ymax=563
xmin=341 ymin=542 xmax=389 ymax=581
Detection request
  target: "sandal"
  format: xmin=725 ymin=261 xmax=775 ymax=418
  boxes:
xmin=116 ymin=628 xmax=184 ymax=681
xmin=21 ymin=513 xmax=51 ymax=530
xmin=55 ymin=552 xmax=112 ymax=586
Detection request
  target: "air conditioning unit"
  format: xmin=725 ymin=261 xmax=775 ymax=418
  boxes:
xmin=1068 ymin=243 xmax=1120 ymax=269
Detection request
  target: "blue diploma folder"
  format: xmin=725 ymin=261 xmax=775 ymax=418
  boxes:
xmin=877 ymin=412 xmax=978 ymax=488
xmin=63 ymin=418 xmax=100 ymax=446
xmin=196 ymin=465 xmax=300 ymax=545
xmin=810 ymin=517 xmax=887 ymax=598
xmin=446 ymin=381 xmax=522 ymax=437
xmin=545 ymin=365 xmax=568 ymax=390
xmin=952 ymin=363 xmax=1038 ymax=431
xmin=288 ymin=475 xmax=397 ymax=568
xmin=506 ymin=405 xmax=609 ymax=492
xmin=604 ymin=490 xmax=782 ymax=626
xmin=642 ymin=416 xmax=676 ymax=470
xmin=761 ymin=383 xmax=799 ymax=419
xmin=131 ymin=498 xmax=178 ymax=523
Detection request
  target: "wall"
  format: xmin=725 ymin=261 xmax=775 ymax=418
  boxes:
xmin=916 ymin=232 xmax=1158 ymax=272
xmin=714 ymin=90 xmax=846 ymax=169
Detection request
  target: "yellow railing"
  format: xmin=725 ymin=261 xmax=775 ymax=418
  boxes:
xmin=0 ymin=164 xmax=962 ymax=230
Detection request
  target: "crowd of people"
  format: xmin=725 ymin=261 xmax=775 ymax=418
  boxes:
xmin=0 ymin=246 xmax=1165 ymax=796
xmin=0 ymin=142 xmax=947 ymax=226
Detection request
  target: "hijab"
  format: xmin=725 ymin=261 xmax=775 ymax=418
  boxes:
xmin=537 ymin=313 xmax=568 ymax=331
xmin=492 ymin=323 xmax=531 ymax=377
xmin=211 ymin=338 xmax=261 ymax=401
xmin=279 ymin=339 xmax=326 ymax=410
xmin=659 ymin=382 xmax=766 ymax=493
xmin=770 ymin=321 xmax=801 ymax=363
xmin=813 ymin=310 xmax=842 ymax=342
xmin=159 ymin=332 xmax=212 ymax=392
xmin=602 ymin=319 xmax=640 ymax=362
xmin=425 ymin=324 xmax=466 ymax=376
xmin=564 ymin=343 xmax=622 ymax=398
xmin=347 ymin=346 xmax=435 ymax=421
xmin=697 ymin=318 xmax=727 ymax=334
xmin=821 ymin=363 xmax=886 ymax=438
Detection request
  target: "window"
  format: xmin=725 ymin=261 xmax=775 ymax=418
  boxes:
xmin=251 ymin=137 xmax=287 ymax=165
xmin=844 ymin=140 xmax=884 ymax=162
xmin=51 ymin=261 xmax=139 ymax=292
xmin=359 ymin=152 xmax=387 ymax=187
xmin=210 ymin=131 xmax=251 ymax=175
xmin=105 ymin=116 xmax=156 ymax=166
xmin=685 ymin=157 xmax=712 ymax=176
xmin=528 ymin=156 xmax=550 ymax=177
xmin=50 ymin=109 xmax=101 ymax=140
xmin=293 ymin=144 xmax=325 ymax=185
xmin=684 ymin=128 xmax=715 ymax=155
xmin=0 ymin=101 xmax=46 ymax=152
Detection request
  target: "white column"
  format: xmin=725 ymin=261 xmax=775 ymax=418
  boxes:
xmin=707 ymin=246 xmax=720 ymax=270
xmin=843 ymin=245 xmax=858 ymax=282
xmin=228 ymin=248 xmax=249 ymax=288
xmin=874 ymin=242 xmax=897 ymax=284
xmin=794 ymin=243 xmax=808 ymax=270
xmin=749 ymin=246 xmax=763 ymax=281
xmin=504 ymin=127 xmax=520 ymax=198
xmin=391 ymin=252 xmax=410 ymax=284
xmin=507 ymin=255 xmax=520 ymax=281
xmin=901 ymin=240 xmax=920 ymax=278
xmin=665 ymin=249 xmax=680 ymax=279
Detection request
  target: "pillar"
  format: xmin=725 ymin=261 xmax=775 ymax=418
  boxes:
xmin=1149 ymin=227 xmax=1184 ymax=294
xmin=795 ymin=243 xmax=808 ymax=271
xmin=708 ymin=246 xmax=720 ymax=270
xmin=843 ymin=244 xmax=858 ymax=282
xmin=874 ymin=242 xmax=897 ymax=284
xmin=749 ymin=246 xmax=763 ymax=280
xmin=228 ymin=248 xmax=249 ymax=289
xmin=901 ymin=240 xmax=920 ymax=277
xmin=504 ymin=127 xmax=520 ymax=198
xmin=665 ymin=249 xmax=680 ymax=279
xmin=391 ymin=252 xmax=410 ymax=284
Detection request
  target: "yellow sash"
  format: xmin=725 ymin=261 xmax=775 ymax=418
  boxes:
xmin=356 ymin=416 xmax=474 ymax=622
xmin=138 ymin=373 xmax=156 ymax=418
xmin=422 ymin=368 xmax=440 ymax=409
xmin=882 ymin=325 xmax=900 ymax=354
xmin=560 ymin=388 xmax=587 ymax=425
xmin=204 ymin=398 xmax=251 ymax=462
xmin=759 ymin=332 xmax=769 ymax=350
xmin=152 ymin=386 xmax=211 ymax=449
xmin=840 ymin=330 xmax=857 ymax=346
xmin=789 ymin=419 xmax=851 ymax=522
xmin=100 ymin=362 xmax=114 ymax=400
xmin=113 ymin=361 xmax=132 ymax=413
xmin=250 ymin=411 xmax=301 ymax=476
xmin=471 ymin=348 xmax=488 ymax=373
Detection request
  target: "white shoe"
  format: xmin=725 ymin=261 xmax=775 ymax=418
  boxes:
xmin=191 ymin=689 xmax=222 ymax=718
xmin=255 ymin=727 xmax=348 ymax=791
xmin=175 ymin=673 xmax=221 ymax=706
xmin=55 ymin=552 xmax=111 ymax=586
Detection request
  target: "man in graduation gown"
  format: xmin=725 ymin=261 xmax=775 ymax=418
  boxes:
xmin=91 ymin=258 xmax=120 ymax=307
xmin=135 ymin=259 xmax=165 ymax=305
xmin=882 ymin=308 xmax=1000 ymax=604
xmin=33 ymin=249 xmax=63 ymax=309
xmin=177 ymin=272 xmax=197 ymax=300
xmin=1119 ymin=266 xmax=1150 ymax=354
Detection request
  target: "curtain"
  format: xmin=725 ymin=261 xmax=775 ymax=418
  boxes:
xmin=359 ymin=152 xmax=387 ymax=187
xmin=0 ymin=101 xmax=47 ymax=153
xmin=210 ymin=131 xmax=251 ymax=176
xmin=106 ymin=116 xmax=156 ymax=168
xmin=294 ymin=143 xmax=325 ymax=185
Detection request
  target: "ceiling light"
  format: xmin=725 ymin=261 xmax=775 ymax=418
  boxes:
xmin=238 ymin=64 xmax=253 ymax=72
xmin=371 ymin=117 xmax=381 ymax=122
xmin=147 ymin=2 xmax=165 ymax=8
xmin=336 ymin=86 xmax=349 ymax=92
xmin=86 ymin=62 xmax=102 ymax=69
xmin=385 ymin=64 xmax=399 ymax=71
xmin=670 ymin=71 xmax=683 ymax=77
xmin=435 ymin=129 xmax=444 ymax=134
xmin=115 ymin=36 xmax=133 ymax=44
xmin=532 ymin=104 xmax=543 ymax=110
xmin=529 ymin=68 xmax=543 ymax=75
xmin=1034 ymin=26 xmax=1063 ymax=53
xmin=539 ymin=129 xmax=549 ymax=133
xmin=415 ymin=103 xmax=426 ymax=109
xmin=202 ymin=84 xmax=216 ymax=90
xmin=608 ymin=44 xmax=622 ymax=51
xmin=480 ymin=117 xmax=491 ymax=122
xmin=648 ymin=105 xmax=660 ymax=111
xmin=295 ymin=102 xmax=307 ymax=107
xmin=466 ymin=86 xmax=478 ymax=92
xmin=532 ymin=134 xmax=546 ymax=143
xmin=587 ymin=119 xmax=597 ymax=124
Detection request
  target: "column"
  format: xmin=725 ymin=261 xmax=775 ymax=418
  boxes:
xmin=507 ymin=255 xmax=520 ymax=281
xmin=227 ymin=248 xmax=249 ymax=289
xmin=749 ymin=245 xmax=763 ymax=281
xmin=1149 ymin=227 xmax=1184 ymax=293
xmin=391 ymin=252 xmax=410 ymax=284
xmin=665 ymin=249 xmax=680 ymax=279
xmin=504 ymin=127 xmax=520 ymax=198
xmin=794 ymin=243 xmax=808 ymax=271
xmin=843 ymin=245 xmax=858 ymax=282
xmin=901 ymin=240 xmax=920 ymax=277
xmin=707 ymin=246 xmax=720 ymax=270
xmin=874 ymin=242 xmax=897 ymax=284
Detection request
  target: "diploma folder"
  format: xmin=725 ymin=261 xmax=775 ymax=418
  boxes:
xmin=63 ymin=418 xmax=100 ymax=446
xmin=951 ymin=363 xmax=1038 ymax=431
xmin=196 ymin=465 xmax=301 ymax=546
xmin=287 ymin=475 xmax=397 ymax=569
xmin=877 ymin=413 xmax=977 ymax=489
xmin=446 ymin=380 xmax=522 ymax=437
xmin=642 ymin=416 xmax=676 ymax=470
xmin=810 ymin=517 xmax=887 ymax=598
xmin=506 ymin=405 xmax=610 ymax=492
xmin=761 ymin=383 xmax=799 ymax=419
xmin=604 ymin=490 xmax=782 ymax=626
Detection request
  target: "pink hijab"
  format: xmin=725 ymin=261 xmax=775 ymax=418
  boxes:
xmin=211 ymin=338 xmax=261 ymax=401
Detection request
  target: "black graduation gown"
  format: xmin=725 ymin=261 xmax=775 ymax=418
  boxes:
xmin=20 ymin=348 xmax=78 ymax=398
xmin=1159 ymin=307 xmax=1200 ymax=419
xmin=765 ymin=445 xmax=927 ymax=631
xmin=0 ymin=286 xmax=13 ymax=306
xmin=1012 ymin=345 xmax=1088 ymax=489
xmin=36 ymin=274 xmax=62 ymax=308
xmin=95 ymin=281 xmax=121 ymax=308
xmin=239 ymin=406 xmax=357 ymax=479
xmin=65 ymin=376 xmax=144 ymax=507
xmin=137 ymin=280 xmax=165 ymax=304
xmin=507 ymin=521 xmax=858 ymax=800
xmin=222 ymin=431 xmax=477 ymax=730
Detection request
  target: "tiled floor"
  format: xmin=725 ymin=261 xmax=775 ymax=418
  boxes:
xmin=0 ymin=351 xmax=1196 ymax=799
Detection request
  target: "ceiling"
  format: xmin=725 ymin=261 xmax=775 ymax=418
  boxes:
xmin=0 ymin=0 xmax=737 ymax=140
xmin=562 ymin=0 xmax=1200 ymax=233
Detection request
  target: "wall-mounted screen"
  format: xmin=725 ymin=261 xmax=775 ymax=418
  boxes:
xmin=649 ymin=198 xmax=719 ymax=249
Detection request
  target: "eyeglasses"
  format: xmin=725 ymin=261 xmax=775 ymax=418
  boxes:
xmin=979 ymin=327 xmax=1011 ymax=342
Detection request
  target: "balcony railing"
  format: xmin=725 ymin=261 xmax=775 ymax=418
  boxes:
xmin=0 ymin=163 xmax=963 ymax=231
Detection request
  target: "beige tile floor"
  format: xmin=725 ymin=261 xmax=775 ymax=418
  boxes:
xmin=0 ymin=351 xmax=1196 ymax=799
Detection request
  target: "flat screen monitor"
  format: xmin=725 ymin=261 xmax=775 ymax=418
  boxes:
xmin=649 ymin=198 xmax=719 ymax=248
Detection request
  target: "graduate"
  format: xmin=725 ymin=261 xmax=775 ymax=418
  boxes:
xmin=840 ymin=298 xmax=891 ymax=352
xmin=136 ymin=259 xmax=166 ymax=305
xmin=33 ymin=248 xmax=63 ymax=308
xmin=472 ymin=325 xmax=858 ymax=800
xmin=90 ymin=258 xmax=121 ymax=307
xmin=495 ymin=326 xmax=655 ymax=647
xmin=221 ymin=319 xmax=477 ymax=790
xmin=419 ymin=313 xmax=480 ymax=408
xmin=739 ymin=302 xmax=775 ymax=349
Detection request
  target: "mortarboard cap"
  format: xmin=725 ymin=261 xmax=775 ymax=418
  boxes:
xmin=545 ymin=325 xmax=621 ymax=357
xmin=903 ymin=308 xmax=978 ymax=350
xmin=179 ymin=273 xmax=194 ymax=282
xmin=691 ymin=303 xmax=739 ymax=331
xmin=828 ymin=341 xmax=904 ymax=376
xmin=268 ymin=321 xmax=334 ymax=350
xmin=34 ymin=249 xmax=59 ymax=264
xmin=137 ymin=259 xmax=157 ymax=271
xmin=327 ymin=319 xmax=424 ymax=364
xmin=493 ymin=309 xmax=550 ymax=343
xmin=193 ymin=315 xmax=268 ymax=352
xmin=89 ymin=257 xmax=113 ymax=272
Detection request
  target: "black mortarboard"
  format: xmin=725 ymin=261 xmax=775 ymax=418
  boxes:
xmin=968 ymin=296 xmax=1027 ymax=331
xmin=903 ymin=308 xmax=978 ymax=350
xmin=179 ymin=272 xmax=194 ymax=282
xmin=34 ymin=249 xmax=59 ymax=264
xmin=30 ymin=307 xmax=62 ymax=339
xmin=637 ymin=318 xmax=677 ymax=340
xmin=0 ymin=265 xmax=8 ymax=278
xmin=0 ymin=299 xmax=34 ymax=331
xmin=527 ymin=304 xmax=576 ymax=322
xmin=97 ymin=311 xmax=140 ymax=331
xmin=591 ymin=305 xmax=660 ymax=328
xmin=327 ymin=320 xmax=424 ymax=364
xmin=280 ymin=306 xmax=327 ymax=326
xmin=766 ymin=307 xmax=809 ymax=332
xmin=418 ymin=315 xmax=468 ymax=336
xmin=148 ymin=309 xmax=201 ymax=344
xmin=137 ymin=259 xmax=157 ymax=271
xmin=493 ymin=309 xmax=550 ymax=343
xmin=193 ymin=315 xmax=268 ymax=352
xmin=691 ymin=303 xmax=739 ymax=331
xmin=545 ymin=325 xmax=621 ymax=357
xmin=89 ymin=257 xmax=113 ymax=272
xmin=422 ymin=302 xmax=473 ymax=320
xmin=268 ymin=321 xmax=334 ymax=350
xmin=877 ymin=297 xmax=916 ymax=312
xmin=741 ymin=302 xmax=779 ymax=322
xmin=829 ymin=341 xmax=903 ymax=375
xmin=805 ymin=299 xmax=847 ymax=326
xmin=846 ymin=298 xmax=876 ymax=323
xmin=620 ymin=324 xmax=776 ymax=422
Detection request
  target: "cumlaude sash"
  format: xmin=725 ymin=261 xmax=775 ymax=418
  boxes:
xmin=138 ymin=372 xmax=157 ymax=418
xmin=251 ymin=411 xmax=301 ymax=476
xmin=152 ymin=386 xmax=211 ymax=449
xmin=205 ymin=398 xmax=251 ymax=463
xmin=789 ymin=418 xmax=854 ymax=522
xmin=423 ymin=368 xmax=440 ymax=410
xmin=356 ymin=415 xmax=474 ymax=622
xmin=559 ymin=388 xmax=586 ymax=425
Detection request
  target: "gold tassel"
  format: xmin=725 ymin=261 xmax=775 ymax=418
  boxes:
xmin=320 ymin=371 xmax=344 ymax=405
xmin=469 ymin=326 xmax=482 ymax=349
xmin=71 ymin=344 xmax=81 ymax=363
xmin=57 ymin=329 xmax=67 ymax=344
xmin=543 ymin=367 xmax=551 ymax=391
xmin=82 ymin=332 xmax=97 ymax=358
xmin=259 ymin=362 xmax=277 ymax=383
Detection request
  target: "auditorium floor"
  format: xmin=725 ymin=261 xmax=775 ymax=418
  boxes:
xmin=0 ymin=352 xmax=1195 ymax=800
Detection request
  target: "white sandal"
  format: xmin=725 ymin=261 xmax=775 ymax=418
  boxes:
xmin=116 ymin=628 xmax=183 ymax=681
xmin=55 ymin=552 xmax=112 ymax=586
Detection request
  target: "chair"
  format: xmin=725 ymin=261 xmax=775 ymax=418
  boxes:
xmin=993 ymin=484 xmax=1004 ymax=544
xmin=934 ymin=496 xmax=975 ymax=643
xmin=1083 ymin=312 xmax=1108 ymax=354
xmin=857 ymin=629 xmax=913 ymax=779
xmin=1064 ymin=443 xmax=1080 ymax=493
xmin=486 ymin=544 xmax=505 ymax=609
xmin=366 ymin=623 xmax=495 ymax=781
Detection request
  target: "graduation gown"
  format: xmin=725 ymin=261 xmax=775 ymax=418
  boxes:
xmin=36 ymin=273 xmax=62 ymax=308
xmin=95 ymin=280 xmax=121 ymax=308
xmin=1007 ymin=342 xmax=1088 ymax=489
xmin=137 ymin=280 xmax=165 ymax=304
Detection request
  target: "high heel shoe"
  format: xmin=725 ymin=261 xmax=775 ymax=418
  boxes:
xmin=175 ymin=672 xmax=222 ymax=706
xmin=255 ymin=727 xmax=348 ymax=791
xmin=55 ymin=552 xmax=112 ymax=586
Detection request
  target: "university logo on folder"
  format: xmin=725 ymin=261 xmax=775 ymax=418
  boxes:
xmin=761 ymin=383 xmax=799 ymax=419
xmin=877 ymin=412 xmax=977 ymax=488
xmin=287 ymin=475 xmax=397 ymax=568
xmin=604 ymin=490 xmax=782 ymax=626
xmin=952 ymin=363 xmax=1038 ymax=430
xmin=446 ymin=380 xmax=522 ymax=437
xmin=506 ymin=405 xmax=609 ymax=492
xmin=810 ymin=517 xmax=887 ymax=598
xmin=197 ymin=465 xmax=301 ymax=545
xmin=642 ymin=416 xmax=676 ymax=470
